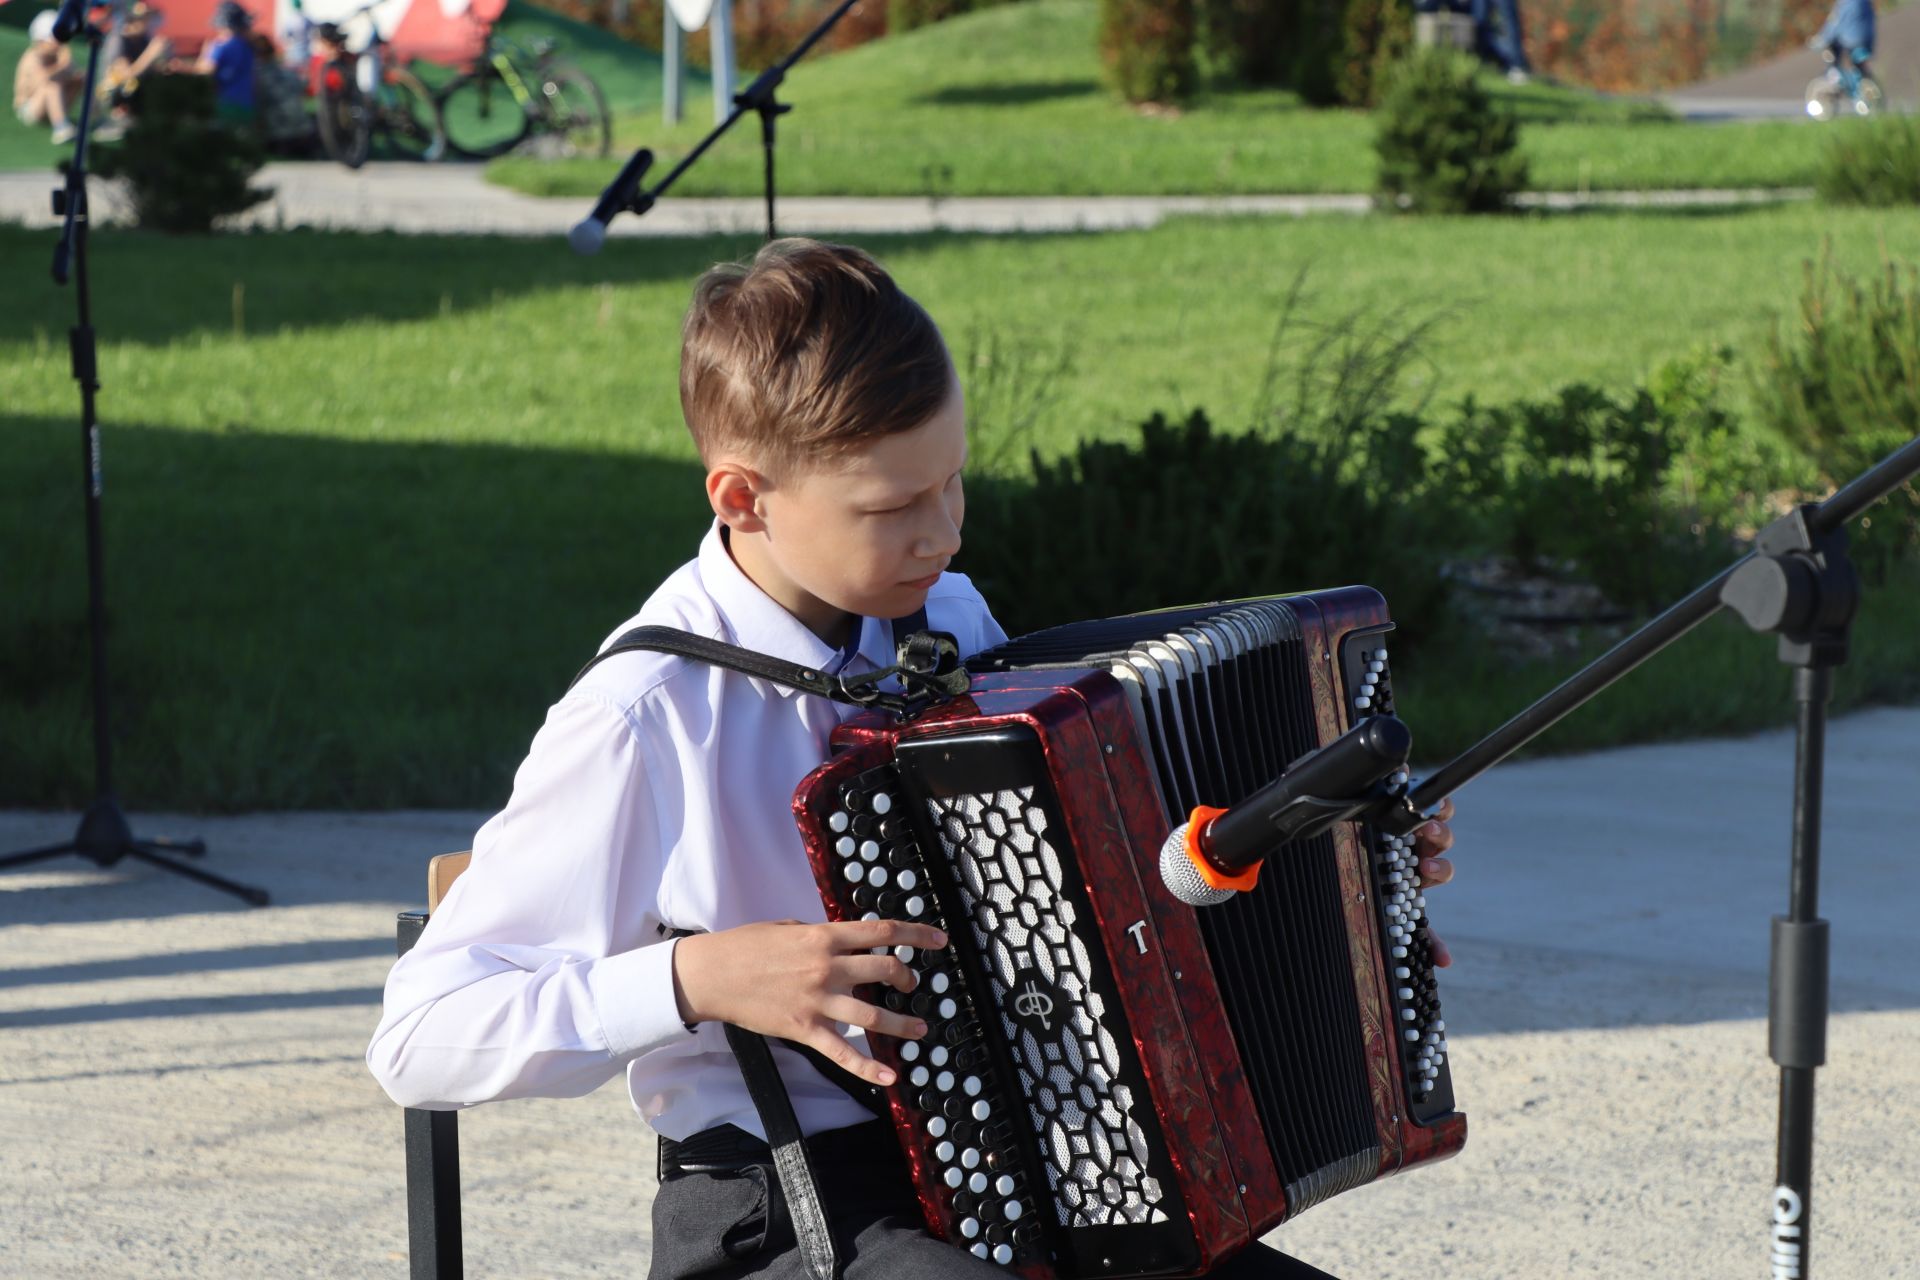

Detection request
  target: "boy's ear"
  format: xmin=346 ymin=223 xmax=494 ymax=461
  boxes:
xmin=706 ymin=461 xmax=771 ymax=534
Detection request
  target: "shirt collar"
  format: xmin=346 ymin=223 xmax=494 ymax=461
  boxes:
xmin=697 ymin=523 xmax=900 ymax=697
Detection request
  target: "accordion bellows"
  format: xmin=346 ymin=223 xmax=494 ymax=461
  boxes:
xmin=792 ymin=588 xmax=1466 ymax=1278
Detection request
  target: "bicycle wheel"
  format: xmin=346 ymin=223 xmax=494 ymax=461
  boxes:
xmin=378 ymin=66 xmax=447 ymax=162
xmin=317 ymin=65 xmax=374 ymax=168
xmin=438 ymin=66 xmax=531 ymax=159
xmin=542 ymin=64 xmax=611 ymax=158
xmin=1854 ymin=74 xmax=1883 ymax=117
xmin=1804 ymin=73 xmax=1842 ymax=119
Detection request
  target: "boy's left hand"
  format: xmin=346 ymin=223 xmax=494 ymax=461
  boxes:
xmin=1410 ymin=798 xmax=1456 ymax=968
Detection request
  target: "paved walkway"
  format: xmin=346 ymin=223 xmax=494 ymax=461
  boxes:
xmin=3 ymin=705 xmax=1916 ymax=1277
xmin=0 ymin=162 xmax=1811 ymax=238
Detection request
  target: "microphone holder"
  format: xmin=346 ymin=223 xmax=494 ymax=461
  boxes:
xmin=0 ymin=23 xmax=268 ymax=908
xmin=583 ymin=0 xmax=864 ymax=243
xmin=1385 ymin=432 xmax=1920 ymax=1277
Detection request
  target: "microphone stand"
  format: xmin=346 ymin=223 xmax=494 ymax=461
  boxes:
xmin=577 ymin=0 xmax=864 ymax=244
xmin=1373 ymin=433 xmax=1920 ymax=1278
xmin=0 ymin=21 xmax=268 ymax=908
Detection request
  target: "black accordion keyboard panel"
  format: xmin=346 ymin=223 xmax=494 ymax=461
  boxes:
xmin=823 ymin=737 xmax=1201 ymax=1278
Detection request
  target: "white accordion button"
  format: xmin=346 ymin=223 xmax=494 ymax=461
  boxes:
xmin=911 ymin=1066 xmax=930 ymax=1087
xmin=960 ymin=1217 xmax=980 ymax=1238
xmin=843 ymin=863 xmax=864 ymax=884
xmin=898 ymin=870 xmax=919 ymax=891
xmin=945 ymin=1169 xmax=964 ymax=1190
xmin=871 ymin=868 xmax=890 ymax=889
xmin=971 ymin=1099 xmax=991 ymax=1121
xmin=961 ymin=1147 xmax=980 ymax=1169
xmin=926 ymin=1115 xmax=946 ymax=1137
xmin=993 ymin=1243 xmax=1014 ymax=1265
xmin=829 ymin=811 xmax=850 ymax=833
xmin=969 ymin=1171 xmax=988 ymax=1194
xmin=872 ymin=792 xmax=894 ymax=815
xmin=905 ymin=896 xmax=927 ymax=917
xmin=971 ymin=1243 xmax=989 ymax=1260
xmin=893 ymin=944 xmax=914 ymax=963
xmin=930 ymin=972 xmax=950 ymax=994
xmin=963 ymin=1075 xmax=982 ymax=1096
xmin=835 ymin=836 xmax=856 ymax=857
xmin=936 ymin=1071 xmax=956 ymax=1093
xmin=935 ymin=1139 xmax=955 ymax=1162
xmin=929 ymin=1045 xmax=949 ymax=1067
xmin=1005 ymin=1200 xmax=1024 ymax=1221
xmin=996 ymin=1175 xmax=1016 ymax=1196
xmin=938 ymin=998 xmax=958 ymax=1020
xmin=901 ymin=1042 xmax=920 ymax=1062
xmin=860 ymin=840 xmax=881 ymax=862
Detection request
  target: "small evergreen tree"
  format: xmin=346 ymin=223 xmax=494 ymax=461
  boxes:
xmin=1100 ymin=0 xmax=1199 ymax=105
xmin=1373 ymin=49 xmax=1527 ymax=213
xmin=91 ymin=74 xmax=270 ymax=233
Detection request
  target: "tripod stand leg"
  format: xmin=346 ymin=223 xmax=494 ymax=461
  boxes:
xmin=0 ymin=842 xmax=82 ymax=871
xmin=128 ymin=844 xmax=271 ymax=907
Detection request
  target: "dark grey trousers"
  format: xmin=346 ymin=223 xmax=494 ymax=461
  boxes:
xmin=647 ymin=1122 xmax=1339 ymax=1280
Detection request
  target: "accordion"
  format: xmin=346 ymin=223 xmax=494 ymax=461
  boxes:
xmin=791 ymin=588 xmax=1466 ymax=1277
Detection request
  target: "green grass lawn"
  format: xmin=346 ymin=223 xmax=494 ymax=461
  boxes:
xmin=489 ymin=0 xmax=1832 ymax=200
xmin=4 ymin=204 xmax=1918 ymax=810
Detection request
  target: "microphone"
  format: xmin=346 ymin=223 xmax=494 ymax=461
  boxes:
xmin=50 ymin=0 xmax=91 ymax=43
xmin=1159 ymin=716 xmax=1413 ymax=906
xmin=568 ymin=148 xmax=655 ymax=256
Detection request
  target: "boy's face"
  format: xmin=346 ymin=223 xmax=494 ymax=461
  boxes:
xmin=713 ymin=375 xmax=968 ymax=638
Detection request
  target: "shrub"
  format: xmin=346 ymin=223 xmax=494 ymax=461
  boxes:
xmin=1816 ymin=117 xmax=1920 ymax=208
xmin=1428 ymin=381 xmax=1764 ymax=616
xmin=1336 ymin=0 xmax=1411 ymax=106
xmin=889 ymin=0 xmax=977 ymax=34
xmin=1373 ymin=48 xmax=1527 ymax=213
xmin=961 ymin=407 xmax=1457 ymax=647
xmin=1753 ymin=249 xmax=1920 ymax=576
xmin=90 ymin=74 xmax=269 ymax=234
xmin=1099 ymin=0 xmax=1199 ymax=104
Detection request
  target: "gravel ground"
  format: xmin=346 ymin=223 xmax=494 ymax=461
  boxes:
xmin=2 ymin=706 xmax=1916 ymax=1279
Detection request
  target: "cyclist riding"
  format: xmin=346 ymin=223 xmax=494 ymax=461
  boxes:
xmin=1806 ymin=0 xmax=1880 ymax=118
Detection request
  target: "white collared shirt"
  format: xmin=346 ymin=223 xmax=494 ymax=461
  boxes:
xmin=367 ymin=523 xmax=1007 ymax=1140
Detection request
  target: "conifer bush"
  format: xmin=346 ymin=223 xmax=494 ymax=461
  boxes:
xmin=1754 ymin=250 xmax=1920 ymax=575
xmin=1373 ymin=48 xmax=1527 ymax=213
xmin=1099 ymin=0 xmax=1199 ymax=104
xmin=1815 ymin=116 xmax=1920 ymax=207
xmin=91 ymin=74 xmax=270 ymax=234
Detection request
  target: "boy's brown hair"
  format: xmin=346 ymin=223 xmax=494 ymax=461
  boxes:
xmin=679 ymin=238 xmax=953 ymax=475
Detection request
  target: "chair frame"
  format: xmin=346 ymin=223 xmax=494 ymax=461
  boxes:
xmin=397 ymin=850 xmax=474 ymax=1278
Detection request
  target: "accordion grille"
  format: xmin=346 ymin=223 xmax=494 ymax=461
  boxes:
xmin=988 ymin=601 xmax=1380 ymax=1213
xmin=926 ymin=787 xmax=1172 ymax=1229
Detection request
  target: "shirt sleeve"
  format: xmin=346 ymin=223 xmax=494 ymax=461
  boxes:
xmin=366 ymin=692 xmax=694 ymax=1110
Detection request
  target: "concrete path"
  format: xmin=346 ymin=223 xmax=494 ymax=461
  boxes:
xmin=3 ymin=706 xmax=1917 ymax=1278
xmin=0 ymin=162 xmax=1810 ymax=239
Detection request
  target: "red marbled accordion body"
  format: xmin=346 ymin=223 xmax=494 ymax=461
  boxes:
xmin=791 ymin=589 xmax=1465 ymax=1278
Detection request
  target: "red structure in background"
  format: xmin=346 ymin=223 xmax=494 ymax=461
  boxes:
xmin=148 ymin=0 xmax=504 ymax=61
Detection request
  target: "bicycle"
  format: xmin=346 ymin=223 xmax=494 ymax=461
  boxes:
xmin=434 ymin=27 xmax=611 ymax=161
xmin=304 ymin=0 xmax=447 ymax=167
xmin=1805 ymin=45 xmax=1883 ymax=120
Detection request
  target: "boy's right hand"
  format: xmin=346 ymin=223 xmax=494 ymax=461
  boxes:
xmin=671 ymin=919 xmax=948 ymax=1087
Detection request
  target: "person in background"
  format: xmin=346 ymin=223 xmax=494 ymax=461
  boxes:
xmin=100 ymin=1 xmax=171 ymax=116
xmin=193 ymin=0 xmax=257 ymax=126
xmin=13 ymin=10 xmax=84 ymax=144
xmin=1811 ymin=0 xmax=1876 ymax=77
xmin=1472 ymin=0 xmax=1532 ymax=84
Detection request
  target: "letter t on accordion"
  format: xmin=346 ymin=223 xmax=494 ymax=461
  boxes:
xmin=792 ymin=589 xmax=1465 ymax=1277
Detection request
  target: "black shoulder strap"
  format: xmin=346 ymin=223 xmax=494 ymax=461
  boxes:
xmin=568 ymin=607 xmax=963 ymax=718
xmin=649 ymin=612 xmax=926 ymax=1280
